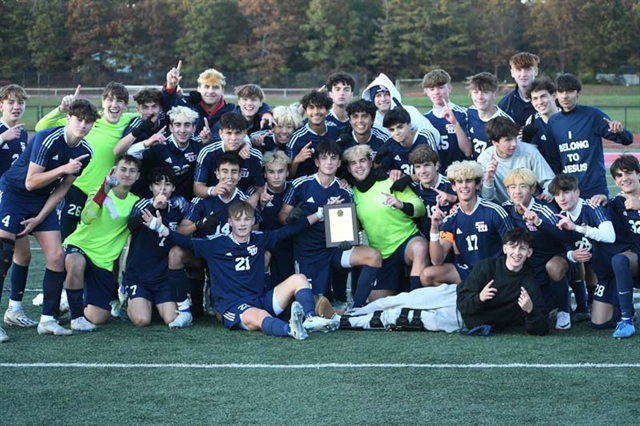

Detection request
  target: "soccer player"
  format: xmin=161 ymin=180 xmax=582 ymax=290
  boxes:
xmin=549 ymin=174 xmax=631 ymax=330
xmin=126 ymin=167 xmax=189 ymax=327
xmin=210 ymin=84 xmax=269 ymax=140
xmin=343 ymin=144 xmax=427 ymax=303
xmin=279 ymin=140 xmax=383 ymax=302
xmin=421 ymin=69 xmax=473 ymax=171
xmin=36 ymin=83 xmax=137 ymax=241
xmin=143 ymin=200 xmax=339 ymax=339
xmin=501 ymin=168 xmax=574 ymax=330
xmin=465 ymin=72 xmax=513 ymax=157
xmin=193 ymin=112 xmax=263 ymax=199
xmin=337 ymin=99 xmax=389 ymax=159
xmin=250 ymin=104 xmax=303 ymax=154
xmin=498 ymin=52 xmax=540 ymax=126
xmin=63 ymin=155 xmax=141 ymax=331
xmin=547 ymin=73 xmax=633 ymax=201
xmin=478 ymin=116 xmax=554 ymax=204
xmin=522 ymin=77 xmax=562 ymax=174
xmin=0 ymin=84 xmax=36 ymax=337
xmin=127 ymin=105 xmax=203 ymax=200
xmin=608 ymin=155 xmax=640 ymax=338
xmin=325 ymin=72 xmax=355 ymax=129
xmin=0 ymin=99 xmax=97 ymax=337
xmin=286 ymin=90 xmax=341 ymax=178
xmin=421 ymin=161 xmax=513 ymax=286
xmin=456 ymin=227 xmax=550 ymax=336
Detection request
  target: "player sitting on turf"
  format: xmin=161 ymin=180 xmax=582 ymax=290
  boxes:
xmin=549 ymin=174 xmax=632 ymax=330
xmin=0 ymin=99 xmax=97 ymax=338
xmin=421 ymin=161 xmax=513 ymax=287
xmin=63 ymin=155 xmax=141 ymax=331
xmin=142 ymin=200 xmax=339 ymax=339
xmin=456 ymin=227 xmax=550 ymax=336
xmin=126 ymin=167 xmax=189 ymax=327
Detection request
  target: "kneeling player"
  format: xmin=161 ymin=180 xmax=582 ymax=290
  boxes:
xmin=142 ymin=201 xmax=338 ymax=339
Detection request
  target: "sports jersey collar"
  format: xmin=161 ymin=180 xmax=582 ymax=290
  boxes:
xmin=563 ymin=200 xmax=583 ymax=222
xmin=305 ymin=122 xmax=327 ymax=137
xmin=168 ymin=135 xmax=190 ymax=151
xmin=460 ymin=196 xmax=481 ymax=215
xmin=351 ymin=129 xmax=372 ymax=144
xmin=429 ymin=101 xmax=457 ymax=118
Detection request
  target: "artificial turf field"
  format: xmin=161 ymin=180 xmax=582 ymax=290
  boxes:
xmin=3 ymin=246 xmax=640 ymax=425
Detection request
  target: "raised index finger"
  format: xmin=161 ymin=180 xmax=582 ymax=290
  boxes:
xmin=176 ymin=60 xmax=182 ymax=75
xmin=12 ymin=123 xmax=25 ymax=129
xmin=74 ymin=153 xmax=90 ymax=161
xmin=73 ymin=85 xmax=81 ymax=97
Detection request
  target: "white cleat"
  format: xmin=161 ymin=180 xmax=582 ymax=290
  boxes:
xmin=4 ymin=308 xmax=38 ymax=328
xmin=37 ymin=320 xmax=72 ymax=336
xmin=168 ymin=311 xmax=193 ymax=329
xmin=70 ymin=316 xmax=97 ymax=332
xmin=303 ymin=315 xmax=340 ymax=333
xmin=0 ymin=326 xmax=9 ymax=342
xmin=289 ymin=301 xmax=308 ymax=340
xmin=555 ymin=311 xmax=571 ymax=331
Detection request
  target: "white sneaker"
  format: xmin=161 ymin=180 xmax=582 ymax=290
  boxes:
xmin=289 ymin=301 xmax=308 ymax=340
xmin=556 ymin=311 xmax=571 ymax=330
xmin=303 ymin=315 xmax=340 ymax=333
xmin=0 ymin=326 xmax=9 ymax=342
xmin=71 ymin=316 xmax=97 ymax=332
xmin=4 ymin=308 xmax=38 ymax=328
xmin=37 ymin=319 xmax=72 ymax=336
xmin=32 ymin=292 xmax=44 ymax=306
xmin=31 ymin=291 xmax=69 ymax=314
xmin=168 ymin=311 xmax=193 ymax=329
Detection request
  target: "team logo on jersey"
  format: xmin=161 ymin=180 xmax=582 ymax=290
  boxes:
xmin=446 ymin=124 xmax=455 ymax=134
xmin=52 ymin=154 xmax=59 ymax=160
xmin=327 ymin=196 xmax=342 ymax=204
xmin=306 ymin=196 xmax=315 ymax=203
xmin=541 ymin=135 xmax=547 ymax=141
xmin=475 ymin=221 xmax=488 ymax=232
xmin=225 ymin=252 xmax=233 ymax=256
xmin=165 ymin=158 xmax=173 ymax=164
xmin=456 ymin=228 xmax=463 ymax=235
xmin=266 ymin=201 xmax=274 ymax=207
xmin=241 ymin=168 xmax=249 ymax=178
xmin=185 ymin=152 xmax=196 ymax=162
xmin=394 ymin=155 xmax=402 ymax=161
xmin=169 ymin=221 xmax=178 ymax=231
xmin=526 ymin=222 xmax=538 ymax=232
xmin=247 ymin=245 xmax=258 ymax=256
xmin=1 ymin=144 xmax=8 ymax=150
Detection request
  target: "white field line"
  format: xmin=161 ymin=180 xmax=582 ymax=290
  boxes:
xmin=1 ymin=362 xmax=640 ymax=369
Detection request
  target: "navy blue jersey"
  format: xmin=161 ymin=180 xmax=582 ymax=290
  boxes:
xmin=498 ymin=87 xmax=536 ymax=126
xmin=126 ymin=196 xmax=186 ymax=284
xmin=379 ymin=129 xmax=437 ymax=176
xmin=609 ymin=193 xmax=640 ymax=249
xmin=466 ymin=106 xmax=513 ymax=157
xmin=286 ymin=122 xmax=342 ymax=177
xmin=248 ymin=182 xmax=292 ymax=232
xmin=547 ymin=105 xmax=633 ymax=199
xmin=185 ymin=188 xmax=258 ymax=238
xmin=409 ymin=174 xmax=455 ymax=234
xmin=210 ymin=104 xmax=271 ymax=141
xmin=0 ymin=120 xmax=28 ymax=176
xmin=1 ymin=126 xmax=92 ymax=198
xmin=325 ymin=110 xmax=350 ymax=130
xmin=337 ymin=126 xmax=389 ymax=160
xmin=193 ymin=141 xmax=264 ymax=193
xmin=424 ymin=103 xmax=470 ymax=171
xmin=249 ymin=130 xmax=286 ymax=155
xmin=440 ymin=198 xmax=513 ymax=268
xmin=524 ymin=113 xmax=562 ymax=174
xmin=123 ymin=114 xmax=169 ymax=139
xmin=283 ymin=174 xmax=353 ymax=261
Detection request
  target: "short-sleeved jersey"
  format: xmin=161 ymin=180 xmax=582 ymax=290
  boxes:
xmin=63 ymin=190 xmax=139 ymax=270
xmin=498 ymin=87 xmax=536 ymax=126
xmin=1 ymin=126 xmax=92 ymax=198
xmin=126 ymin=196 xmax=185 ymax=284
xmin=185 ymin=188 xmax=252 ymax=238
xmin=193 ymin=141 xmax=264 ymax=193
xmin=379 ymin=129 xmax=438 ymax=176
xmin=338 ymin=126 xmax=389 ymax=161
xmin=547 ymin=105 xmax=633 ymax=199
xmin=424 ymin=103 xmax=470 ymax=171
xmin=410 ymin=174 xmax=456 ymax=235
xmin=440 ymin=197 xmax=513 ymax=268
xmin=609 ymin=193 xmax=640 ymax=250
xmin=249 ymin=130 xmax=286 ymax=155
xmin=283 ymin=174 xmax=353 ymax=261
xmin=325 ymin=110 xmax=350 ymax=130
xmin=286 ymin=122 xmax=342 ymax=177
xmin=0 ymin=119 xmax=28 ymax=176
xmin=466 ymin=106 xmax=513 ymax=157
xmin=524 ymin=113 xmax=562 ymax=174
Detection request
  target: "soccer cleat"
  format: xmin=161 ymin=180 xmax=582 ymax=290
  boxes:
xmin=4 ymin=308 xmax=38 ymax=328
xmin=32 ymin=292 xmax=44 ymax=306
xmin=571 ymin=305 xmax=590 ymax=323
xmin=110 ymin=300 xmax=121 ymax=318
xmin=0 ymin=326 xmax=9 ymax=342
xmin=331 ymin=300 xmax=350 ymax=313
xmin=315 ymin=295 xmax=336 ymax=319
xmin=303 ymin=315 xmax=340 ymax=333
xmin=37 ymin=320 xmax=72 ymax=336
xmin=612 ymin=321 xmax=635 ymax=339
xmin=168 ymin=311 xmax=193 ymax=329
xmin=70 ymin=316 xmax=97 ymax=332
xmin=289 ymin=301 xmax=308 ymax=340
xmin=555 ymin=311 xmax=571 ymax=331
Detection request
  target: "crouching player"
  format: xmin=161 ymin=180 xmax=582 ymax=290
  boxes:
xmin=143 ymin=201 xmax=338 ymax=339
xmin=63 ymin=155 xmax=141 ymax=331
xmin=126 ymin=167 xmax=189 ymax=327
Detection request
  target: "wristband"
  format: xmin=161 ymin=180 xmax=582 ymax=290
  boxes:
xmin=156 ymin=224 xmax=166 ymax=235
xmin=207 ymin=187 xmax=214 ymax=197
xmin=430 ymin=232 xmax=439 ymax=242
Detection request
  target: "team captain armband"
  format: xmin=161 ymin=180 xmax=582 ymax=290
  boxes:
xmin=440 ymin=231 xmax=454 ymax=244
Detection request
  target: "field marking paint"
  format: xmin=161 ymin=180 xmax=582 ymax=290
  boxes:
xmin=2 ymin=362 xmax=640 ymax=369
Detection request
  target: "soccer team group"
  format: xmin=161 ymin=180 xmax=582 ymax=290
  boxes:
xmin=0 ymin=52 xmax=637 ymax=343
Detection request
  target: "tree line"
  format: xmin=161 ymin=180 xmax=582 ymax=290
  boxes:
xmin=1 ymin=0 xmax=638 ymax=87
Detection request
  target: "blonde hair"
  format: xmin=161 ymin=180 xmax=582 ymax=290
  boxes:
xmin=503 ymin=168 xmax=538 ymax=187
xmin=263 ymin=150 xmax=291 ymax=167
xmin=272 ymin=104 xmax=303 ymax=129
xmin=446 ymin=161 xmax=483 ymax=183
xmin=343 ymin=145 xmax=372 ymax=163
xmin=197 ymin=68 xmax=226 ymax=87
xmin=167 ymin=106 xmax=199 ymax=123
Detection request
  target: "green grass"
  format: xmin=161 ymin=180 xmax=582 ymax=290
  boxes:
xmin=2 ymin=246 xmax=640 ymax=425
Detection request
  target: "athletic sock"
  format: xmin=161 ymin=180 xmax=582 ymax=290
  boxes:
xmin=177 ymin=299 xmax=190 ymax=312
xmin=41 ymin=269 xmax=65 ymax=316
xmin=261 ymin=316 xmax=290 ymax=337
xmin=612 ymin=254 xmax=635 ymax=320
xmin=295 ymin=288 xmax=316 ymax=318
xmin=66 ymin=288 xmax=84 ymax=320
xmin=331 ymin=268 xmax=349 ymax=303
xmin=409 ymin=276 xmax=422 ymax=292
xmin=352 ymin=266 xmax=381 ymax=308
xmin=550 ymin=276 xmax=571 ymax=313
xmin=570 ymin=279 xmax=588 ymax=310
xmin=9 ymin=262 xmax=28 ymax=302
xmin=168 ymin=269 xmax=190 ymax=312
xmin=587 ymin=285 xmax=595 ymax=306
xmin=8 ymin=299 xmax=23 ymax=311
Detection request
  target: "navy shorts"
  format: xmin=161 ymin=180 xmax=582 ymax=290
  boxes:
xmin=59 ymin=185 xmax=87 ymax=241
xmin=593 ymin=275 xmax=619 ymax=306
xmin=220 ymin=289 xmax=276 ymax=330
xmin=0 ymin=187 xmax=59 ymax=234
xmin=126 ymin=279 xmax=174 ymax=306
xmin=296 ymin=248 xmax=347 ymax=296
xmin=65 ymin=244 xmax=115 ymax=311
xmin=455 ymin=263 xmax=472 ymax=282
xmin=374 ymin=234 xmax=423 ymax=291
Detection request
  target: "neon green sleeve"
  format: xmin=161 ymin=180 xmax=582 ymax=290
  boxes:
xmin=35 ymin=108 xmax=67 ymax=131
xmin=396 ymin=186 xmax=426 ymax=218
